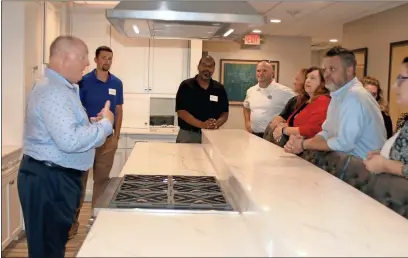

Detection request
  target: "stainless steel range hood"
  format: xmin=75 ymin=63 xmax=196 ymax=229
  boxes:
xmin=105 ymin=1 xmax=266 ymax=40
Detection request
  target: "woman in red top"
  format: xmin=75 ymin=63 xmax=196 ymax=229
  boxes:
xmin=273 ymin=66 xmax=330 ymax=145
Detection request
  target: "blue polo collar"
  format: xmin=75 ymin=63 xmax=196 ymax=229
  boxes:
xmin=91 ymin=68 xmax=112 ymax=83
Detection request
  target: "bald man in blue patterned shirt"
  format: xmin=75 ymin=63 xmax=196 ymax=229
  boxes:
xmin=18 ymin=35 xmax=114 ymax=258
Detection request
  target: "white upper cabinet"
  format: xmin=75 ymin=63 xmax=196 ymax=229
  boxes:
xmin=110 ymin=29 xmax=150 ymax=94
xmin=149 ymin=39 xmax=189 ymax=95
xmin=71 ymin=8 xmax=190 ymax=96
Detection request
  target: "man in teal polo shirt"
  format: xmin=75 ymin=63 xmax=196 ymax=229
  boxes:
xmin=69 ymin=46 xmax=123 ymax=238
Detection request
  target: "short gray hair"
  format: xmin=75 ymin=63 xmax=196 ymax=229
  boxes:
xmin=325 ymin=46 xmax=357 ymax=73
xmin=49 ymin=35 xmax=83 ymax=57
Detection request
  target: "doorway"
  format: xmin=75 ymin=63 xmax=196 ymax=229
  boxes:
xmin=388 ymin=40 xmax=408 ymax=128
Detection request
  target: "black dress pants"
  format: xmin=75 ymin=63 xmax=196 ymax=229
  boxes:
xmin=17 ymin=155 xmax=82 ymax=258
xmin=252 ymin=132 xmax=264 ymax=138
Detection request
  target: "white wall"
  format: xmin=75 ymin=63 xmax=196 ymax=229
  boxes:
xmin=311 ymin=49 xmax=328 ymax=67
xmin=342 ymin=3 xmax=408 ymax=100
xmin=44 ymin=2 xmax=61 ymax=63
xmin=2 ymin=2 xmax=64 ymax=146
xmin=2 ymin=2 xmax=26 ymax=146
xmin=59 ymin=2 xmax=73 ymax=35
xmin=24 ymin=2 xmax=45 ymax=103
xmin=203 ymin=36 xmax=312 ymax=129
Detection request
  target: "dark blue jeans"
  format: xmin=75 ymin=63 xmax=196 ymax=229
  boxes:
xmin=18 ymin=155 xmax=82 ymax=258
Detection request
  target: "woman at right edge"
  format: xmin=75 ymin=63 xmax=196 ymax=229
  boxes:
xmin=364 ymin=57 xmax=408 ymax=180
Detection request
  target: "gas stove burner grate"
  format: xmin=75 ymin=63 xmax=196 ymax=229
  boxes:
xmin=119 ymin=182 xmax=169 ymax=193
xmin=108 ymin=175 xmax=233 ymax=211
xmin=172 ymin=192 xmax=232 ymax=210
xmin=172 ymin=175 xmax=217 ymax=184
xmin=111 ymin=191 xmax=170 ymax=208
xmin=172 ymin=183 xmax=222 ymax=193
xmin=123 ymin=174 xmax=169 ymax=184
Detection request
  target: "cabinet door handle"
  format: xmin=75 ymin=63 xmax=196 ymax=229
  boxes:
xmin=9 ymin=180 xmax=15 ymax=185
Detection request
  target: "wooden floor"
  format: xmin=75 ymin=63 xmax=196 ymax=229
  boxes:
xmin=2 ymin=203 xmax=92 ymax=258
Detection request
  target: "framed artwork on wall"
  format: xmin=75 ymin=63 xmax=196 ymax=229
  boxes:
xmin=219 ymin=59 xmax=279 ymax=105
xmin=387 ymin=40 xmax=408 ymax=126
xmin=351 ymin=47 xmax=368 ymax=80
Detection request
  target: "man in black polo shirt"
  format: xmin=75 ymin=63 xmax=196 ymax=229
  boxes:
xmin=175 ymin=55 xmax=229 ymax=143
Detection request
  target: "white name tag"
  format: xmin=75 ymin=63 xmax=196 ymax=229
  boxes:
xmin=109 ymin=88 xmax=116 ymax=96
xmin=210 ymin=95 xmax=218 ymax=102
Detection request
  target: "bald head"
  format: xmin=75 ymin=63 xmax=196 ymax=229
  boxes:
xmin=48 ymin=35 xmax=90 ymax=84
xmin=49 ymin=35 xmax=87 ymax=58
xmin=199 ymin=55 xmax=215 ymax=66
xmin=198 ymin=55 xmax=215 ymax=81
xmin=256 ymin=61 xmax=274 ymax=86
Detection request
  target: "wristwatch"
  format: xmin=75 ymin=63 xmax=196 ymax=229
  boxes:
xmin=300 ymin=139 xmax=306 ymax=151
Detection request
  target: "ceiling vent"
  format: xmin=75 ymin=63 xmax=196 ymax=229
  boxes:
xmin=105 ymin=1 xmax=266 ymax=40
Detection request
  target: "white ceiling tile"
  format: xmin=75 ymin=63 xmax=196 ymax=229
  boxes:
xmin=249 ymin=2 xmax=282 ymax=14
xmin=250 ymin=1 xmax=407 ymax=45
xmin=78 ymin=0 xmax=407 ymax=45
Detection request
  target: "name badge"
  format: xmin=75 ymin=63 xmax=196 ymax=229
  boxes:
xmin=109 ymin=88 xmax=116 ymax=96
xmin=210 ymin=95 xmax=218 ymax=102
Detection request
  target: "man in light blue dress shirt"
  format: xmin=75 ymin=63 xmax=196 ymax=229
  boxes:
xmin=18 ymin=35 xmax=114 ymax=258
xmin=284 ymin=46 xmax=386 ymax=159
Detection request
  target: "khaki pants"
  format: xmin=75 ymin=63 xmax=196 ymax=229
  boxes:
xmin=69 ymin=135 xmax=118 ymax=237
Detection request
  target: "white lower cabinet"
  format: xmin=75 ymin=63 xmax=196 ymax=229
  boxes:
xmin=1 ymin=164 xmax=23 ymax=251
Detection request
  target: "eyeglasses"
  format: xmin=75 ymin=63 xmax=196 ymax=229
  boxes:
xmin=394 ymin=75 xmax=408 ymax=87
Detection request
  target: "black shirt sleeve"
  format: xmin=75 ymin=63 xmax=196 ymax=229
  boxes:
xmin=219 ymin=86 xmax=229 ymax=113
xmin=279 ymin=96 xmax=298 ymax=121
xmin=382 ymin=111 xmax=393 ymax=139
xmin=175 ymin=81 xmax=191 ymax=112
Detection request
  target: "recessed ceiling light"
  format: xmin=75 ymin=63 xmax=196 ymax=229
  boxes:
xmin=329 ymin=39 xmax=338 ymax=42
xmin=252 ymin=29 xmax=262 ymax=33
xmin=223 ymin=29 xmax=234 ymax=37
xmin=132 ymin=25 xmax=140 ymax=34
xmin=270 ymin=19 xmax=281 ymax=23
xmin=74 ymin=1 xmax=119 ymax=4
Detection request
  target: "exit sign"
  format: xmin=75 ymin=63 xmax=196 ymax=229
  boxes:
xmin=244 ymin=34 xmax=261 ymax=45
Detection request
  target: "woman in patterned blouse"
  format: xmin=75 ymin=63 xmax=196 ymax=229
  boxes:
xmin=396 ymin=112 xmax=408 ymax=131
xmin=363 ymin=57 xmax=408 ymax=179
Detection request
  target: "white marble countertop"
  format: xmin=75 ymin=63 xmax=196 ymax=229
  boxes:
xmin=78 ymin=129 xmax=408 ymax=257
xmin=119 ymin=142 xmax=216 ymax=177
xmin=2 ymin=145 xmax=22 ymax=158
xmin=77 ymin=210 xmax=267 ymax=257
xmin=121 ymin=127 xmax=179 ymax=135
xmin=202 ymin=129 xmax=408 ymax=257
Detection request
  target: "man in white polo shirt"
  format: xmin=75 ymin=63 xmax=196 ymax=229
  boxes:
xmin=243 ymin=60 xmax=295 ymax=137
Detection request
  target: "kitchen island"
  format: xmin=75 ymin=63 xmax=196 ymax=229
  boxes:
xmin=77 ymin=129 xmax=408 ymax=257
